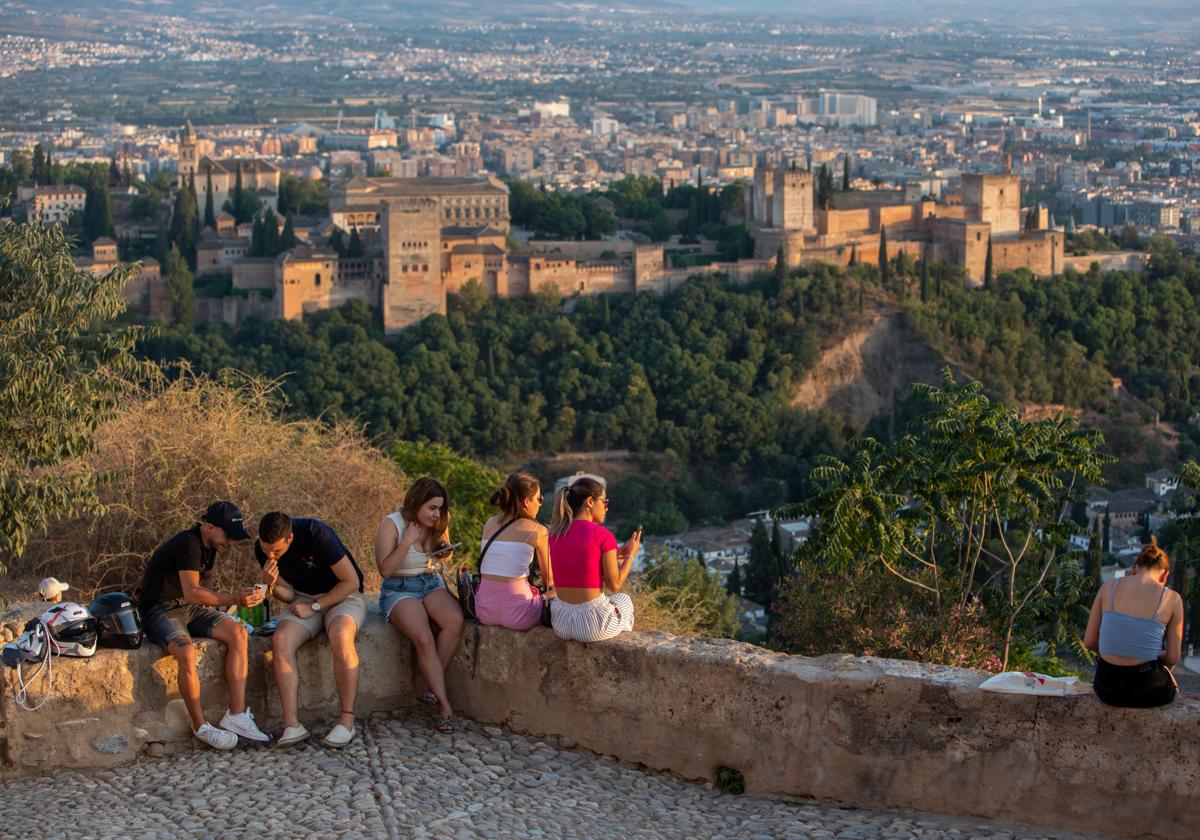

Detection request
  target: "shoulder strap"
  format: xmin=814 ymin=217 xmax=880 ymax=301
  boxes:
xmin=1110 ymin=576 xmax=1120 ymax=610
xmin=479 ymin=518 xmax=519 ymax=565
xmin=1155 ymin=583 xmax=1169 ymax=612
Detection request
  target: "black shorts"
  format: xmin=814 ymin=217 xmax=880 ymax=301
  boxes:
xmin=142 ymin=600 xmax=230 ymax=648
xmin=1093 ymin=657 xmax=1177 ymax=708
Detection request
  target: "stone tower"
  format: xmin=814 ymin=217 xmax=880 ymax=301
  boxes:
xmin=379 ymin=196 xmax=444 ymax=334
xmin=178 ymin=121 xmax=199 ymax=190
xmin=962 ymin=173 xmax=1021 ymax=238
xmin=771 ymin=169 xmax=815 ymax=233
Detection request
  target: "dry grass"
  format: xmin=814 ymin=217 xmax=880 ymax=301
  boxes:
xmin=625 ymin=583 xmax=720 ymax=638
xmin=17 ymin=372 xmax=405 ymax=600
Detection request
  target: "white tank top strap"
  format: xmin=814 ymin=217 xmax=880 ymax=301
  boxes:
xmin=386 ymin=512 xmax=434 ymax=576
xmin=387 ymin=511 xmax=405 ymax=537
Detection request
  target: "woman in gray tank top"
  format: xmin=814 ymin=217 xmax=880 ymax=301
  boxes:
xmin=1083 ymin=538 xmax=1183 ymax=708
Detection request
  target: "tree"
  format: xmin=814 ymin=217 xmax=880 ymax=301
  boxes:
xmin=225 ymin=162 xmax=262 ymax=224
xmin=636 ymin=549 xmax=740 ymax=638
xmin=726 ymin=558 xmax=743 ymax=597
xmin=842 ymin=155 xmax=851 ymax=191
xmin=1026 ymin=207 xmax=1039 ymax=231
xmin=774 ymin=243 xmax=787 ymax=283
xmin=261 ymin=210 xmax=281 ymax=257
xmin=203 ymin=168 xmax=216 ymax=230
xmin=744 ymin=518 xmax=777 ymax=606
xmin=0 ymin=214 xmax=149 ymax=566
xmin=920 ymin=246 xmax=929 ymax=303
xmin=81 ymin=165 xmax=114 ymax=245
xmin=281 ymin=214 xmax=297 ymax=250
xmin=31 ymin=144 xmax=46 ymax=185
xmin=984 ymin=235 xmax=994 ymax=289
xmin=169 ymin=174 xmax=199 ymax=267
xmin=347 ymin=226 xmax=363 ymax=258
xmin=329 ymin=228 xmax=346 ymax=256
xmin=816 ymin=164 xmax=833 ymax=210
xmin=786 ymin=370 xmax=1109 ymax=669
xmin=878 ymin=227 xmax=890 ymax=292
xmin=163 ymin=245 xmax=195 ymax=327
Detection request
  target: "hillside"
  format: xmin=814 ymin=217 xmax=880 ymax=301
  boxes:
xmin=791 ymin=309 xmax=950 ymax=427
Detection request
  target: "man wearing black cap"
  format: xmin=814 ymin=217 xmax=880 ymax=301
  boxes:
xmin=137 ymin=501 xmax=270 ymax=750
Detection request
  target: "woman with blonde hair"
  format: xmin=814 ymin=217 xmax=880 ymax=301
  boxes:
xmin=1083 ymin=536 xmax=1183 ymax=708
xmin=546 ymin=477 xmax=640 ymax=642
xmin=375 ymin=476 xmax=463 ymax=733
xmin=475 ymin=473 xmax=554 ymax=630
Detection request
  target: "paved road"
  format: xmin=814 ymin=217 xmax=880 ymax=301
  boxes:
xmin=0 ymin=710 xmax=1117 ymax=840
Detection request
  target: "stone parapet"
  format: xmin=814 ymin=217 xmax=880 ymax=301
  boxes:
xmin=2 ymin=606 xmax=1197 ymax=838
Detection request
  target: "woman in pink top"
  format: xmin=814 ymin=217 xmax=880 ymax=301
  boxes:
xmin=547 ymin=477 xmax=641 ymax=642
xmin=475 ymin=472 xmax=555 ymax=631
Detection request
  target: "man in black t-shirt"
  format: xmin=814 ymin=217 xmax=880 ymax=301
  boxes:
xmin=138 ymin=501 xmax=270 ymax=750
xmin=256 ymin=512 xmax=366 ymax=748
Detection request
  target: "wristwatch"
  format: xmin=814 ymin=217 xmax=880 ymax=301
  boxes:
xmin=311 ymin=601 xmax=322 ymax=612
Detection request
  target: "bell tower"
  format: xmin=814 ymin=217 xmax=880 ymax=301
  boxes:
xmin=178 ymin=120 xmax=199 ymax=190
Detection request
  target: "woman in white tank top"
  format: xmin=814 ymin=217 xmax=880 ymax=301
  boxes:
xmin=374 ymin=476 xmax=463 ymax=734
xmin=474 ymin=473 xmax=554 ymax=631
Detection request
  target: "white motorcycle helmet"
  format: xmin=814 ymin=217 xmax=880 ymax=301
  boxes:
xmin=36 ymin=602 xmax=100 ymax=658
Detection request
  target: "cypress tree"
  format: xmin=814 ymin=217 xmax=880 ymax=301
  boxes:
xmin=82 ymin=165 xmax=114 ymax=245
xmin=261 ymin=210 xmax=281 ymax=256
xmin=842 ymin=155 xmax=851 ymax=191
xmin=163 ymin=245 xmax=195 ymax=327
xmin=984 ymin=234 xmax=994 ymax=289
xmin=745 ymin=519 xmax=775 ymax=605
xmin=169 ymin=175 xmax=199 ymax=266
xmin=281 ymin=214 xmax=297 ymax=250
xmin=232 ymin=162 xmax=245 ymax=222
xmin=774 ymin=243 xmax=786 ymax=283
xmin=849 ymin=242 xmax=857 ymax=267
xmin=878 ymin=226 xmax=890 ymax=291
xmin=726 ymin=559 xmax=743 ymax=598
xmin=329 ymin=228 xmax=345 ymax=256
xmin=203 ymin=168 xmax=216 ymax=230
xmin=32 ymin=145 xmax=46 ymax=185
xmin=347 ymin=226 xmax=363 ymax=258
xmin=251 ymin=213 xmax=265 ymax=256
xmin=920 ymin=245 xmax=929 ymax=302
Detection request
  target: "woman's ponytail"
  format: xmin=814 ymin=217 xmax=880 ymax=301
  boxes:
xmin=548 ymin=477 xmax=604 ymax=536
xmin=548 ymin=485 xmax=574 ymax=536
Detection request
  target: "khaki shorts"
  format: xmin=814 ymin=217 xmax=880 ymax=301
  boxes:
xmin=277 ymin=591 xmax=367 ymax=640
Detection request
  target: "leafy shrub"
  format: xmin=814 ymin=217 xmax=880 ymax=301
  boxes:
xmin=18 ymin=371 xmax=405 ymax=598
xmin=626 ymin=549 xmax=739 ymax=638
xmin=771 ymin=562 xmax=1002 ymax=670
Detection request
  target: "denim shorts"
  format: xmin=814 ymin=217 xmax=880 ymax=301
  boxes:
xmin=142 ymin=600 xmax=231 ymax=648
xmin=380 ymin=572 xmax=445 ymax=619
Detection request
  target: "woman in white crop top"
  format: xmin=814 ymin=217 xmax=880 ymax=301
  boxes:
xmin=374 ymin=476 xmax=464 ymax=734
xmin=474 ymin=472 xmax=554 ymax=631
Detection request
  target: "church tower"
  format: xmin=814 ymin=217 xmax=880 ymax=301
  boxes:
xmin=178 ymin=121 xmax=199 ymax=190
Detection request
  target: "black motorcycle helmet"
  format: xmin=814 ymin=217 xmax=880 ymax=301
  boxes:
xmin=88 ymin=592 xmax=143 ymax=650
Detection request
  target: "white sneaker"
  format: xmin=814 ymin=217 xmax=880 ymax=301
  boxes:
xmin=219 ymin=709 xmax=270 ymax=744
xmin=276 ymin=724 xmax=310 ymax=748
xmin=321 ymin=723 xmax=355 ymax=749
xmin=194 ymin=722 xmax=238 ymax=750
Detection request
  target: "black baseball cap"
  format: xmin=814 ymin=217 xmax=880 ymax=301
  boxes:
xmin=202 ymin=501 xmax=251 ymax=540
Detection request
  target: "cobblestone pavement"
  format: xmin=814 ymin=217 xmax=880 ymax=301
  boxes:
xmin=0 ymin=710 xmax=1117 ymax=840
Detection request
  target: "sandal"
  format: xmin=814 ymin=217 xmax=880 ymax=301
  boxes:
xmin=435 ymin=715 xmax=455 ymax=734
xmin=419 ymin=688 xmax=438 ymax=706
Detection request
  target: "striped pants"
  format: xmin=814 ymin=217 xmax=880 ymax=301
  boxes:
xmin=549 ymin=593 xmax=634 ymax=643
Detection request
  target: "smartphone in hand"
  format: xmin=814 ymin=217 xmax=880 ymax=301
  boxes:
xmin=432 ymin=542 xmax=462 ymax=557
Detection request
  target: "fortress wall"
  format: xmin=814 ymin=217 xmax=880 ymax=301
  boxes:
xmin=2 ymin=610 xmax=1196 ymax=838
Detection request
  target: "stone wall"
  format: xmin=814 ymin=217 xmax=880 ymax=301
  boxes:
xmin=2 ymin=607 xmax=1197 ymax=838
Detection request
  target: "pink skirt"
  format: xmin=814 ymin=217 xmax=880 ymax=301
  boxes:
xmin=475 ymin=578 xmax=545 ymax=631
